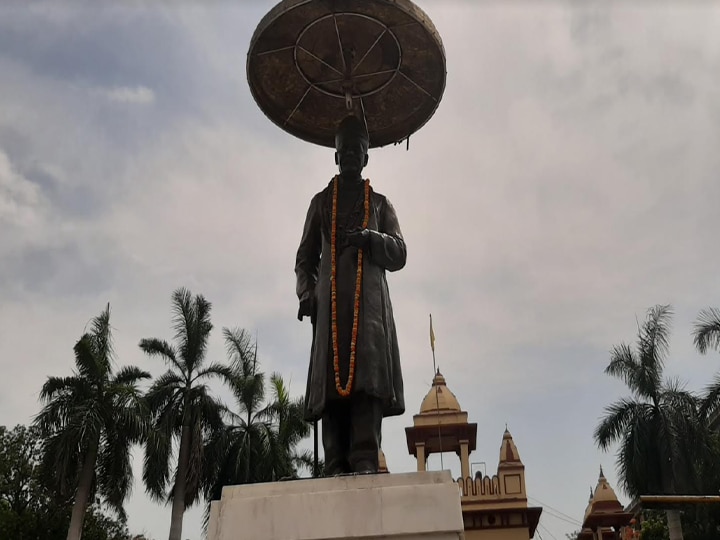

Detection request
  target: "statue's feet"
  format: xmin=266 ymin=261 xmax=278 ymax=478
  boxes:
xmin=325 ymin=460 xmax=351 ymax=477
xmin=352 ymin=460 xmax=378 ymax=475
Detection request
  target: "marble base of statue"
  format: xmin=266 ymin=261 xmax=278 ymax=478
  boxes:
xmin=207 ymin=471 xmax=464 ymax=540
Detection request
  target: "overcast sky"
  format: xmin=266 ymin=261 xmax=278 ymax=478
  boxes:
xmin=2 ymin=1 xmax=720 ymax=539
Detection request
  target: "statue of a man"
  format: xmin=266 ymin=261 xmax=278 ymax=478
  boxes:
xmin=296 ymin=115 xmax=406 ymax=475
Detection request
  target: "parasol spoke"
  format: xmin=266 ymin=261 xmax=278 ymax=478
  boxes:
xmin=351 ymin=29 xmax=388 ymax=75
xmin=399 ymin=70 xmax=436 ymax=101
xmin=285 ymin=86 xmax=312 ymax=125
xmin=297 ymin=46 xmax=344 ymax=76
xmin=359 ymin=97 xmax=369 ymax=134
xmin=256 ymin=45 xmax=295 ymax=57
xmin=316 ymin=69 xmax=398 ymax=86
xmin=333 ymin=15 xmax=347 ymax=73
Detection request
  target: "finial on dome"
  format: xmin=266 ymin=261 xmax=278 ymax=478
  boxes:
xmin=599 ymin=465 xmax=605 ymax=479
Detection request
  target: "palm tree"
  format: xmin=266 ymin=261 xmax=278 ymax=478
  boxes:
xmin=202 ymin=328 xmax=311 ymax=514
xmin=265 ymin=373 xmax=313 ymax=479
xmin=694 ymin=308 xmax=720 ymax=355
xmin=594 ymin=305 xmax=709 ymax=540
xmin=140 ymin=288 xmax=230 ymax=540
xmin=34 ymin=304 xmax=150 ymax=540
xmin=694 ymin=307 xmax=720 ymax=435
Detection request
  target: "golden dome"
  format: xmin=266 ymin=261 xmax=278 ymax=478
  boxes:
xmin=419 ymin=371 xmax=462 ymax=415
xmin=581 ymin=466 xmax=633 ymax=531
xmin=592 ymin=466 xmax=621 ymax=506
xmin=583 ymin=487 xmax=594 ymax=522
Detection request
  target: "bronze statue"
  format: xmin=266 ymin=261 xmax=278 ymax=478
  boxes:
xmin=296 ymin=116 xmax=406 ymax=475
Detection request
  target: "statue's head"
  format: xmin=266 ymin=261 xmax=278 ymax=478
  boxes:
xmin=335 ymin=115 xmax=369 ymax=177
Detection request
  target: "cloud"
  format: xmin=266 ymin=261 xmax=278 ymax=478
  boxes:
xmin=103 ymin=85 xmax=155 ymax=104
xmin=0 ymin=149 xmax=44 ymax=228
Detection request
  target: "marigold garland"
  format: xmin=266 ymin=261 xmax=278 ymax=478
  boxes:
xmin=330 ymin=175 xmax=370 ymax=397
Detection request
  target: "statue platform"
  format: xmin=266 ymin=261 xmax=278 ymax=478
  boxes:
xmin=207 ymin=470 xmax=465 ymax=540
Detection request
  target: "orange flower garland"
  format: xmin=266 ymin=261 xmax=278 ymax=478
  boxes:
xmin=330 ymin=175 xmax=370 ymax=397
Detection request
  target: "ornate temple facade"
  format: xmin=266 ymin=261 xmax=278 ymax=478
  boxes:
xmin=404 ymin=371 xmax=543 ymax=540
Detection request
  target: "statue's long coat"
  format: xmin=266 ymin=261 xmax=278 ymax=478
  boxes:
xmin=296 ymin=180 xmax=406 ymax=421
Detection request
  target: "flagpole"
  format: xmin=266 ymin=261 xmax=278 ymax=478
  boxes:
xmin=430 ymin=313 xmax=437 ymax=374
xmin=430 ymin=314 xmax=444 ymax=470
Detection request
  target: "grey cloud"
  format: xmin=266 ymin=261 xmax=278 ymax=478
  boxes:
xmin=2 ymin=242 xmax=119 ymax=300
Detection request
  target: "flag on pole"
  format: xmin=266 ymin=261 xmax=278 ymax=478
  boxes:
xmin=429 ymin=314 xmax=436 ymax=352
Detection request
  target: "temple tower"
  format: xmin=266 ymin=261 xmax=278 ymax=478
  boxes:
xmin=405 ymin=370 xmax=477 ymax=476
xmin=577 ymin=467 xmax=634 ymax=539
xmin=405 ymin=371 xmax=542 ymax=539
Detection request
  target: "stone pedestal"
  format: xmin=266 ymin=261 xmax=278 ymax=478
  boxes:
xmin=207 ymin=471 xmax=464 ymax=540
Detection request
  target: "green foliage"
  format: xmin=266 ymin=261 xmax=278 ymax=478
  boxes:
xmin=640 ymin=511 xmax=670 ymax=540
xmin=140 ymin=288 xmax=232 ymax=540
xmin=594 ymin=305 xmax=711 ymax=498
xmin=693 ymin=308 xmax=720 ymax=355
xmin=34 ymin=304 xmax=151 ymax=518
xmin=202 ymin=328 xmax=312 ymax=523
xmin=0 ymin=424 xmax=128 ymax=540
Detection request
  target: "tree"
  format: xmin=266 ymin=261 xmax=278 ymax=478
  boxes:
xmin=140 ymin=288 xmax=229 ymax=540
xmin=0 ymin=424 xmax=50 ymax=539
xmin=202 ymin=328 xmax=311 ymax=519
xmin=35 ymin=305 xmax=149 ymax=540
xmin=693 ymin=308 xmax=720 ymax=355
xmin=265 ymin=372 xmax=313 ymax=480
xmin=641 ymin=512 xmax=670 ymax=540
xmin=0 ymin=424 xmax=129 ymax=540
xmin=594 ymin=305 xmax=710 ymax=540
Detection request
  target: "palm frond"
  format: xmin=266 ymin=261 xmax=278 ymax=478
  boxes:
xmin=223 ymin=327 xmax=256 ymax=375
xmin=37 ymin=375 xmax=86 ymax=403
xmin=636 ymin=305 xmax=672 ymax=391
xmin=112 ymin=365 xmax=152 ymax=386
xmin=694 ymin=308 xmax=720 ymax=355
xmin=39 ymin=430 xmax=82 ymax=498
xmin=35 ymin=378 xmax=92 ymax=434
xmin=701 ymin=373 xmax=720 ymax=419
xmin=73 ymin=334 xmax=103 ymax=384
xmin=139 ymin=338 xmax=181 ymax=372
xmin=172 ymin=288 xmax=213 ymax=374
xmin=96 ymin=426 xmax=134 ymax=514
xmin=594 ymin=398 xmax=648 ymax=450
xmin=143 ymin=427 xmax=173 ymax=502
xmin=194 ymin=363 xmax=235 ymax=385
xmin=90 ymin=303 xmax=114 ymax=374
xmin=605 ymin=344 xmax=639 ymax=389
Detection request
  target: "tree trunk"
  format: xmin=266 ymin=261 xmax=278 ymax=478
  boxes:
xmin=666 ymin=509 xmax=684 ymax=540
xmin=168 ymin=424 xmax=191 ymax=540
xmin=66 ymin=437 xmax=99 ymax=540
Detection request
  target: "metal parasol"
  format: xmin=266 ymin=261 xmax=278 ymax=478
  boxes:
xmin=247 ymin=0 xmax=446 ymax=148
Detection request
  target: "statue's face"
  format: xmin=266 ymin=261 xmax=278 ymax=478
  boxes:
xmin=335 ymin=129 xmax=369 ymax=176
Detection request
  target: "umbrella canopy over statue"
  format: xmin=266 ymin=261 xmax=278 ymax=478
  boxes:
xmin=247 ymin=0 xmax=446 ymax=148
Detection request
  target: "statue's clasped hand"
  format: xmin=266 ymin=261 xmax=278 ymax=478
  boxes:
xmin=298 ymin=296 xmax=316 ymax=322
xmin=345 ymin=228 xmax=370 ymax=250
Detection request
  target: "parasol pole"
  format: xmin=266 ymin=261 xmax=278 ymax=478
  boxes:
xmin=311 ymin=316 xmax=319 ymax=477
